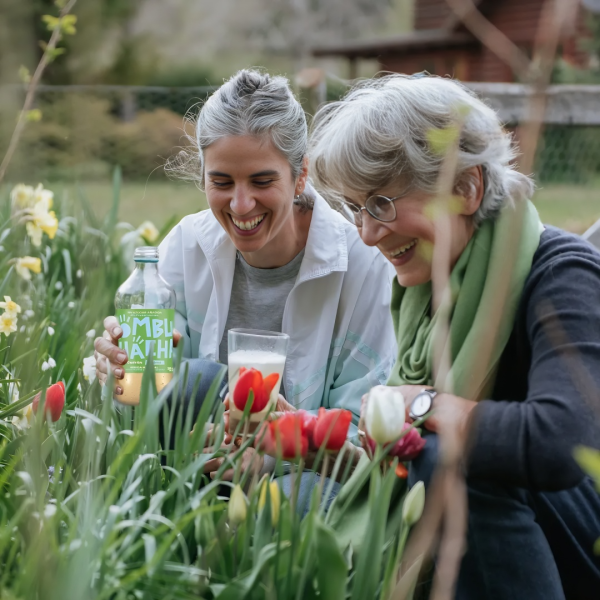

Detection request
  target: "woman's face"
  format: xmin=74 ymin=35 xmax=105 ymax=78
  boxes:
xmin=346 ymin=173 xmax=482 ymax=287
xmin=204 ymin=135 xmax=306 ymax=260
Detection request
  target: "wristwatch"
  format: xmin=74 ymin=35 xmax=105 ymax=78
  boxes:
xmin=409 ymin=388 xmax=437 ymax=420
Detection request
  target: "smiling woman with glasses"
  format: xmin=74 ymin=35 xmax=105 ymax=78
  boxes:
xmin=310 ymin=74 xmax=600 ymax=599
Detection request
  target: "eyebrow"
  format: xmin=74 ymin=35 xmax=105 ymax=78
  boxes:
xmin=206 ymin=170 xmax=280 ymax=178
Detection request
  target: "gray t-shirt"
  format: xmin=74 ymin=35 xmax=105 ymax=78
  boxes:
xmin=218 ymin=250 xmax=305 ymax=364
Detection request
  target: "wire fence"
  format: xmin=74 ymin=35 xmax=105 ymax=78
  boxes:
xmin=1 ymin=83 xmax=600 ymax=185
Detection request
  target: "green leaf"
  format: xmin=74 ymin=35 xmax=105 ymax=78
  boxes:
xmin=426 ymin=125 xmax=459 ymax=156
xmin=213 ymin=542 xmax=290 ymax=600
xmin=314 ymin=516 xmax=348 ymax=599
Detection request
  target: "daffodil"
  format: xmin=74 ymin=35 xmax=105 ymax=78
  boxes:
xmin=0 ymin=313 xmax=18 ymax=336
xmin=82 ymin=355 xmax=96 ymax=382
xmin=15 ymin=256 xmax=41 ymax=280
xmin=10 ymin=184 xmax=35 ymax=209
xmin=228 ymin=484 xmax=247 ymax=526
xmin=12 ymin=403 xmax=33 ymax=430
xmin=32 ymin=183 xmax=54 ymax=205
xmin=0 ymin=296 xmax=21 ymax=318
xmin=25 ymin=191 xmax=58 ymax=247
xmin=258 ymin=479 xmax=280 ymax=527
xmin=137 ymin=221 xmax=159 ymax=243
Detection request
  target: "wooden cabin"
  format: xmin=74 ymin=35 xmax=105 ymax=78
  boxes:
xmin=312 ymin=0 xmax=589 ymax=82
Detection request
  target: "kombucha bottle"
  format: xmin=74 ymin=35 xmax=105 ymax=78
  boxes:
xmin=114 ymin=246 xmax=176 ymax=405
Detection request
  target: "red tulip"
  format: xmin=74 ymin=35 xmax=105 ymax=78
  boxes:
xmin=233 ymin=367 xmax=279 ymax=414
xmin=32 ymin=381 xmax=65 ymax=422
xmin=259 ymin=413 xmax=308 ymax=460
xmin=297 ymin=410 xmax=318 ymax=447
xmin=313 ymin=407 xmax=352 ymax=451
xmin=368 ymin=422 xmax=426 ymax=462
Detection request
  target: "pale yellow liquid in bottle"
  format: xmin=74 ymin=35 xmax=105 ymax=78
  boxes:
xmin=118 ymin=372 xmax=174 ymax=406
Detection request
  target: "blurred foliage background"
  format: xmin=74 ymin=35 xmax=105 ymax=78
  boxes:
xmin=0 ymin=0 xmax=599 ymax=231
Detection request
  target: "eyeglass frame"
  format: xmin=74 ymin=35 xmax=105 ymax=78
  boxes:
xmin=343 ymin=193 xmax=406 ymax=227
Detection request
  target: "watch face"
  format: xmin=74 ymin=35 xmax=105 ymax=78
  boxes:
xmin=411 ymin=392 xmax=432 ymax=418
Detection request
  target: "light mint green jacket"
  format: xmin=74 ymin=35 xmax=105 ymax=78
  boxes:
xmin=158 ymin=190 xmax=397 ymax=425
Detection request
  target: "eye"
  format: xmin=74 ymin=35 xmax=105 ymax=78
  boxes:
xmin=253 ymin=179 xmax=274 ymax=186
xmin=210 ymin=180 xmax=231 ymax=188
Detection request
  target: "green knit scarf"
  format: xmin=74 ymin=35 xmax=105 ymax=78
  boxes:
xmin=387 ymin=200 xmax=544 ymax=400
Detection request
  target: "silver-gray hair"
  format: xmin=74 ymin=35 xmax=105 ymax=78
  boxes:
xmin=168 ymin=69 xmax=312 ymax=208
xmin=309 ymin=74 xmax=535 ymax=224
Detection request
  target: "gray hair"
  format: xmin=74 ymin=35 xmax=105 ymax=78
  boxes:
xmin=168 ymin=69 xmax=312 ymax=209
xmin=309 ymin=74 xmax=534 ymax=224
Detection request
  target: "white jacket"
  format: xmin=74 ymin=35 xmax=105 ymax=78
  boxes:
xmin=158 ymin=192 xmax=397 ymax=422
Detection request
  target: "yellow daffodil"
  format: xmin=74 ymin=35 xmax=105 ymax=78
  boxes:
xmin=10 ymin=184 xmax=35 ymax=209
xmin=15 ymin=256 xmax=42 ymax=281
xmin=0 ymin=313 xmax=18 ymax=336
xmin=137 ymin=221 xmax=159 ymax=243
xmin=228 ymin=484 xmax=248 ymax=526
xmin=26 ymin=191 xmax=58 ymax=247
xmin=258 ymin=479 xmax=280 ymax=527
xmin=0 ymin=296 xmax=21 ymax=318
xmin=12 ymin=403 xmax=33 ymax=430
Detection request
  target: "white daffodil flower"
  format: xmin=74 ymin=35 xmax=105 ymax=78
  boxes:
xmin=0 ymin=296 xmax=21 ymax=318
xmin=86 ymin=329 xmax=96 ymax=339
xmin=47 ymin=326 xmax=55 ymax=336
xmin=15 ymin=256 xmax=42 ymax=280
xmin=364 ymin=385 xmax=405 ymax=445
xmin=82 ymin=355 xmax=96 ymax=382
xmin=0 ymin=313 xmax=18 ymax=336
xmin=137 ymin=221 xmax=160 ymax=243
xmin=10 ymin=184 xmax=35 ymax=208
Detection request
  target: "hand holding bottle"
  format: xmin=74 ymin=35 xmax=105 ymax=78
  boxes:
xmin=94 ymin=315 xmax=182 ymax=395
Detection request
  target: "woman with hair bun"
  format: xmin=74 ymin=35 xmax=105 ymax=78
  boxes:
xmin=310 ymin=74 xmax=600 ymax=599
xmin=94 ymin=69 xmax=397 ymax=485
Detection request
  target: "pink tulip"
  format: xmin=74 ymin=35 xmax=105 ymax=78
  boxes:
xmin=368 ymin=422 xmax=426 ymax=461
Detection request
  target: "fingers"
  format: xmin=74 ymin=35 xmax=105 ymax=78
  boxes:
xmin=173 ymin=328 xmax=182 ymax=348
xmin=104 ymin=316 xmax=123 ymax=341
xmin=275 ymin=394 xmax=296 ymax=412
xmin=94 ymin=335 xmax=128 ymax=366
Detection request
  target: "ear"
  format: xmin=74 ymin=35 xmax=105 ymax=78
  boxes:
xmin=295 ymin=156 xmax=309 ymax=195
xmin=455 ymin=165 xmax=484 ymax=217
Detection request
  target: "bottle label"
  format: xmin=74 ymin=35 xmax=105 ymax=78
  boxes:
xmin=116 ymin=308 xmax=175 ymax=374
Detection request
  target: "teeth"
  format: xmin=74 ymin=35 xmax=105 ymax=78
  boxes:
xmin=232 ymin=214 xmax=265 ymax=231
xmin=390 ymin=240 xmax=417 ymax=258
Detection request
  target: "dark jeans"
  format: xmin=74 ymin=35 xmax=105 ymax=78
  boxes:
xmin=408 ymin=433 xmax=600 ymax=600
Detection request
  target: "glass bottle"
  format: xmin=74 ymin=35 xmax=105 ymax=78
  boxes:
xmin=114 ymin=246 xmax=176 ymax=405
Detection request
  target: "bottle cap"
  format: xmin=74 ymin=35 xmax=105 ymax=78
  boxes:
xmin=134 ymin=246 xmax=159 ymax=263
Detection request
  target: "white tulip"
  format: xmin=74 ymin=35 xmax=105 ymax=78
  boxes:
xmin=364 ymin=385 xmax=405 ymax=445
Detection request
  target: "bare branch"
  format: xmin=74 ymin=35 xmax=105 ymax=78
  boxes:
xmin=0 ymin=0 xmax=78 ymax=185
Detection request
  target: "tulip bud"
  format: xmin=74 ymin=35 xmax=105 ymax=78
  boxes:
xmin=258 ymin=480 xmax=280 ymax=527
xmin=364 ymin=385 xmax=405 ymax=445
xmin=402 ymin=480 xmax=425 ymax=526
xmin=228 ymin=484 xmax=247 ymax=526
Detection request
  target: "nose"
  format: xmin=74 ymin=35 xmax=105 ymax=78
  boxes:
xmin=229 ymin=186 xmax=256 ymax=215
xmin=359 ymin=212 xmax=388 ymax=247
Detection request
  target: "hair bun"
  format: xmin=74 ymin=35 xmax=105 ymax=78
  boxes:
xmin=236 ymin=70 xmax=270 ymax=97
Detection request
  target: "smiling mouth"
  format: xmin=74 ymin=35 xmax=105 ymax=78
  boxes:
xmin=230 ymin=214 xmax=266 ymax=231
xmin=389 ymin=239 xmax=417 ymax=258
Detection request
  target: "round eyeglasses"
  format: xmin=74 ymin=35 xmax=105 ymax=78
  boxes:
xmin=341 ymin=194 xmax=403 ymax=227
